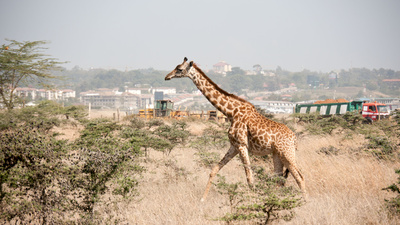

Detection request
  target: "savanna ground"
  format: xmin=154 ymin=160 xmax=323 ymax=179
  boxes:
xmin=67 ymin=110 xmax=400 ymax=224
xmin=2 ymin=105 xmax=400 ymax=224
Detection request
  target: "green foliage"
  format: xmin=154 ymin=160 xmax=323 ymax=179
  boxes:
xmin=163 ymin=159 xmax=191 ymax=183
xmin=0 ymin=100 xmax=88 ymax=132
xmin=0 ymin=128 xmax=69 ymax=224
xmin=214 ymin=175 xmax=244 ymax=214
xmin=255 ymin=106 xmax=275 ymax=120
xmin=0 ymin=40 xmax=64 ymax=110
xmin=293 ymin=112 xmax=320 ymax=124
xmin=80 ymin=118 xmax=120 ymax=139
xmin=214 ymin=167 xmax=304 ymax=224
xmin=146 ymin=118 xmax=165 ymax=128
xmin=383 ymin=169 xmax=400 ymax=219
xmin=296 ymin=111 xmax=400 ymax=160
xmin=121 ymin=127 xmax=172 ymax=157
xmin=64 ymin=104 xmax=88 ymax=122
xmin=191 ymin=125 xmax=229 ymax=168
xmin=191 ymin=125 xmax=228 ymax=151
xmin=364 ymin=135 xmax=396 ymax=159
xmin=71 ymin=135 xmax=142 ymax=221
xmin=153 ymin=121 xmax=189 ymax=155
xmin=127 ymin=116 xmax=146 ymax=129
xmin=319 ymin=145 xmax=340 ymax=156
xmin=304 ymin=116 xmax=343 ymax=135
xmin=122 ymin=118 xmax=187 ymax=156
xmin=296 ymin=112 xmax=369 ymax=135
xmin=0 ymin=102 xmax=63 ymax=132
xmin=0 ymin=104 xmax=143 ymax=224
xmin=195 ymin=151 xmax=221 ymax=168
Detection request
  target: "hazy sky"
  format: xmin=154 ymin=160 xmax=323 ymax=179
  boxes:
xmin=1 ymin=0 xmax=399 ymax=72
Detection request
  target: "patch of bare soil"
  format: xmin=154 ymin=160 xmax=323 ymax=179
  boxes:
xmin=52 ymin=120 xmax=83 ymax=141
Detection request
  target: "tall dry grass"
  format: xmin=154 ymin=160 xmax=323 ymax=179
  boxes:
xmin=89 ymin=119 xmax=399 ymax=225
xmin=289 ymin=135 xmax=399 ymax=225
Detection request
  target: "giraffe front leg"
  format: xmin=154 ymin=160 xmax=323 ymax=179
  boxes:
xmin=201 ymin=146 xmax=238 ymax=202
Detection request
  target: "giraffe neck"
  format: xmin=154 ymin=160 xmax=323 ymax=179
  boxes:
xmin=191 ymin=65 xmax=245 ymax=118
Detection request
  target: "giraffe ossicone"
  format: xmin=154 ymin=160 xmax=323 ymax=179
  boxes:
xmin=165 ymin=57 xmax=305 ymax=201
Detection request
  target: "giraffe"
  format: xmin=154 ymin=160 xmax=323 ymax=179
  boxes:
xmin=165 ymin=57 xmax=305 ymax=201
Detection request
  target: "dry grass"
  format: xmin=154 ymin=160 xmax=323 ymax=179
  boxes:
xmin=290 ymin=135 xmax=399 ymax=225
xmin=56 ymin=116 xmax=400 ymax=224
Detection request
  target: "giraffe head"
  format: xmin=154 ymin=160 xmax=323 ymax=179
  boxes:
xmin=165 ymin=57 xmax=194 ymax=80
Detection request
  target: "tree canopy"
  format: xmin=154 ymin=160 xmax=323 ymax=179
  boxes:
xmin=0 ymin=40 xmax=63 ymax=109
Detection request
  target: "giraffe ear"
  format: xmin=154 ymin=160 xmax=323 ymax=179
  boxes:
xmin=189 ymin=61 xmax=193 ymax=67
xmin=183 ymin=57 xmax=188 ymax=62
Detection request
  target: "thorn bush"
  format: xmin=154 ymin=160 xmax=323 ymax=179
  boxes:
xmin=214 ymin=167 xmax=304 ymax=224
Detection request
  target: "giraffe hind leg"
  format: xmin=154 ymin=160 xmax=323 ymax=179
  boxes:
xmin=272 ymin=151 xmax=287 ymax=186
xmin=279 ymin=150 xmax=306 ymax=192
xmin=284 ymin=161 xmax=305 ymax=192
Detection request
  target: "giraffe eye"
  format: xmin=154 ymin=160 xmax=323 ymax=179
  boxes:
xmin=177 ymin=69 xmax=183 ymax=72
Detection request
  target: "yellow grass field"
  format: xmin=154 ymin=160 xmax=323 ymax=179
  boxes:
xmin=55 ymin=111 xmax=400 ymax=225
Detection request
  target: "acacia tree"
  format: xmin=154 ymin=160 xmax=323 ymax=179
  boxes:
xmin=0 ymin=40 xmax=63 ymax=110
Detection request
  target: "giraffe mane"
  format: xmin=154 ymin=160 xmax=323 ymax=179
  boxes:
xmin=192 ymin=63 xmax=248 ymax=104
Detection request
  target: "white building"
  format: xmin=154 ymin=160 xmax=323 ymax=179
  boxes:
xmin=151 ymin=87 xmax=176 ymax=95
xmin=250 ymin=100 xmax=296 ymax=114
xmin=14 ymin=87 xmax=76 ymax=101
xmin=213 ymin=61 xmax=232 ymax=74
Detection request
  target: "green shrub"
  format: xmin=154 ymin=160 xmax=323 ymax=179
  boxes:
xmin=0 ymin=101 xmax=88 ymax=132
xmin=383 ymin=169 xmax=400 ymax=219
xmin=256 ymin=107 xmax=275 ymax=120
xmin=295 ymin=112 xmax=366 ymax=134
xmin=163 ymin=159 xmax=191 ymax=182
xmin=319 ymin=145 xmax=340 ymax=156
xmin=80 ymin=118 xmax=120 ymax=139
xmin=153 ymin=122 xmax=189 ymax=155
xmin=190 ymin=125 xmax=229 ymax=152
xmin=365 ymin=135 xmax=396 ymax=159
xmin=0 ymin=107 xmax=143 ymax=224
xmin=293 ymin=112 xmax=320 ymax=124
xmin=191 ymin=125 xmax=228 ymax=168
xmin=128 ymin=117 xmax=146 ymax=129
xmin=122 ymin=127 xmax=172 ymax=157
xmin=64 ymin=104 xmax=88 ymax=122
xmin=146 ymin=118 xmax=165 ymax=128
xmin=195 ymin=151 xmax=220 ymax=168
xmin=0 ymin=127 xmax=70 ymax=224
xmin=71 ymin=136 xmax=142 ymax=220
xmin=214 ymin=167 xmax=304 ymax=224
xmin=69 ymin=119 xmax=143 ymax=223
xmin=0 ymin=106 xmax=62 ymax=133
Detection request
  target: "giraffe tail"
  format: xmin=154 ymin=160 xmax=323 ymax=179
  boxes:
xmin=284 ymin=167 xmax=304 ymax=180
xmin=283 ymin=168 xmax=289 ymax=179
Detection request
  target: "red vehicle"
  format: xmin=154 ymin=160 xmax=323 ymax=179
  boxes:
xmin=361 ymin=102 xmax=390 ymax=122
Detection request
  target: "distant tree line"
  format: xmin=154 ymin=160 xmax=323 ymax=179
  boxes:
xmin=51 ymin=66 xmax=399 ymax=97
xmin=2 ymin=39 xmax=398 ymax=107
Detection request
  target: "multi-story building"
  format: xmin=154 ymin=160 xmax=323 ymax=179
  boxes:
xmin=14 ymin=87 xmax=76 ymax=101
xmin=151 ymin=87 xmax=176 ymax=95
xmin=80 ymin=89 xmax=153 ymax=110
xmin=213 ymin=61 xmax=232 ymax=75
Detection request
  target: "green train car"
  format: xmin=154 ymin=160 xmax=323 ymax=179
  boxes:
xmin=295 ymin=100 xmax=364 ymax=115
